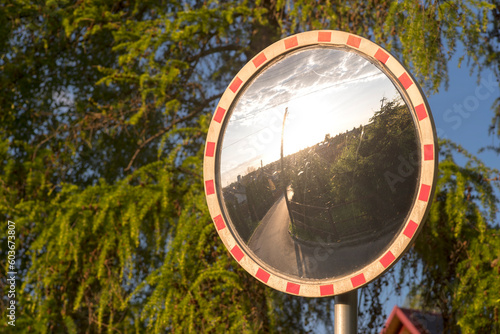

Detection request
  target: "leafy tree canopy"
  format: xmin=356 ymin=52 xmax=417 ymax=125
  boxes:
xmin=1 ymin=0 xmax=499 ymax=333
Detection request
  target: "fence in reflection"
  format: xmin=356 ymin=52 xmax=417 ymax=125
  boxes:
xmin=287 ymin=200 xmax=373 ymax=245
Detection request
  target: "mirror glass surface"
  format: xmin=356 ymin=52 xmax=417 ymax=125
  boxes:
xmin=219 ymin=46 xmax=420 ymax=280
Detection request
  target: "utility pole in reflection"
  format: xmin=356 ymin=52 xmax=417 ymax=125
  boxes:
xmin=281 ymin=106 xmax=358 ymax=333
xmin=280 ymin=107 xmax=295 ymax=231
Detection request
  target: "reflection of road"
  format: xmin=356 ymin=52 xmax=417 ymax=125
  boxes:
xmin=247 ymin=190 xmax=398 ymax=279
xmin=248 ymin=193 xmax=307 ymax=275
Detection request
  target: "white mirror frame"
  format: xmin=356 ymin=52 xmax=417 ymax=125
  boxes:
xmin=203 ymin=30 xmax=438 ymax=297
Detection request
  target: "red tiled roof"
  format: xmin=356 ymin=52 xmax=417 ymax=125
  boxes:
xmin=380 ymin=306 xmax=443 ymax=334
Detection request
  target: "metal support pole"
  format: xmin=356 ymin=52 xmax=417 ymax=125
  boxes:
xmin=334 ymin=290 xmax=358 ymax=333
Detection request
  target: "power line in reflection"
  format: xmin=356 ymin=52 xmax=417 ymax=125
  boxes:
xmin=228 ymin=71 xmax=385 ymax=124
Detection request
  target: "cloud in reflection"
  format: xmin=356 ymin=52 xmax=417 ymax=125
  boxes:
xmin=220 ymin=47 xmax=402 ymax=186
xmin=231 ymin=48 xmax=383 ymax=125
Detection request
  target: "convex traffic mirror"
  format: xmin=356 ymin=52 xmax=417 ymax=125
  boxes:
xmin=204 ymin=31 xmax=437 ymax=297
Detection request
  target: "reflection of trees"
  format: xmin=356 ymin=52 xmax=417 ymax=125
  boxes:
xmin=284 ymin=97 xmax=419 ymax=244
xmin=222 ymin=97 xmax=419 ymax=245
xmin=222 ymin=161 xmax=282 ymax=242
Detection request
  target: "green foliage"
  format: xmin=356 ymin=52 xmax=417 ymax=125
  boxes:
xmin=282 ymin=98 xmax=419 ymax=245
xmin=0 ymin=0 xmax=499 ymax=333
xmin=404 ymin=140 xmax=500 ymax=332
xmin=455 ymin=230 xmax=500 ymax=333
xmin=273 ymin=0 xmax=496 ymax=93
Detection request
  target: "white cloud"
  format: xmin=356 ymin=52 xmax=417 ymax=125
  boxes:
xmin=220 ymin=47 xmax=402 ymax=185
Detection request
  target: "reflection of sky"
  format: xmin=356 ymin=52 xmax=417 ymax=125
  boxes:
xmin=220 ymin=47 xmax=402 ymax=186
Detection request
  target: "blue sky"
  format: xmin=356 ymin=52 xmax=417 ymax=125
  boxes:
xmin=426 ymin=52 xmax=500 ymax=229
xmin=428 ymin=58 xmax=499 ymax=169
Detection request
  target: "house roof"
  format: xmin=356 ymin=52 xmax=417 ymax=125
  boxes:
xmin=380 ymin=305 xmax=444 ymax=334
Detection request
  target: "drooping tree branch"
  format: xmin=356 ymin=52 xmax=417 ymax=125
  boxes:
xmin=124 ymin=94 xmax=221 ymax=171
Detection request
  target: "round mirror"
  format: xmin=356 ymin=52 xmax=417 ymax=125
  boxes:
xmin=204 ymin=31 xmax=437 ymax=297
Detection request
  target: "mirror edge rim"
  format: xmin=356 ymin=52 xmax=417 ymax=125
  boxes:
xmin=203 ymin=30 xmax=439 ymax=297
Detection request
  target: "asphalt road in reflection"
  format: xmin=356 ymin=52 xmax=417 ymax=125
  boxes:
xmin=248 ymin=194 xmax=311 ymax=276
xmin=247 ymin=193 xmax=396 ymax=279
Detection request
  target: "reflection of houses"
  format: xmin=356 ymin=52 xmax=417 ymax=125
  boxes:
xmin=224 ymin=177 xmax=247 ymax=204
xmin=282 ymin=126 xmax=364 ymax=172
xmin=380 ymin=306 xmax=444 ymax=334
xmin=223 ymin=162 xmax=282 ymax=203
xmin=222 ymin=162 xmax=283 ymax=242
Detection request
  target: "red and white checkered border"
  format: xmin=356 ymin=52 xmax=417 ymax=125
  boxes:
xmin=203 ymin=30 xmax=438 ymax=297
